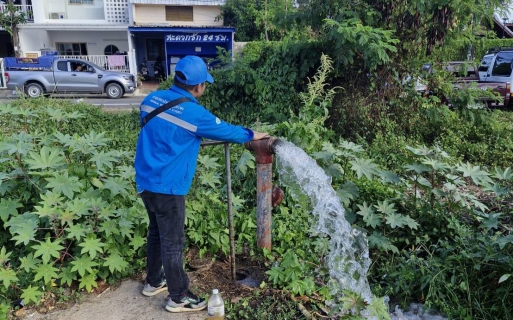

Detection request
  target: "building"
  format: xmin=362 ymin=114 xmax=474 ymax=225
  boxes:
xmin=0 ymin=0 xmax=33 ymax=57
xmin=128 ymin=0 xmax=233 ymax=76
xmin=2 ymin=0 xmax=232 ymax=81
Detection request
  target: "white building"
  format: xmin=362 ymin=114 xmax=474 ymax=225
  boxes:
xmin=10 ymin=0 xmax=231 ymax=79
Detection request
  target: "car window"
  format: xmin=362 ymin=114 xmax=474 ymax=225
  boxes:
xmin=57 ymin=61 xmax=68 ymax=72
xmin=491 ymin=52 xmax=513 ymax=76
xmin=478 ymin=55 xmax=493 ymax=72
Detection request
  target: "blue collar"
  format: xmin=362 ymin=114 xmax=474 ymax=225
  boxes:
xmin=169 ymin=85 xmax=198 ymax=103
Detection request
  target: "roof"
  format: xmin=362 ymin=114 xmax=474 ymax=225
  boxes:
xmin=130 ymin=0 xmax=225 ymax=5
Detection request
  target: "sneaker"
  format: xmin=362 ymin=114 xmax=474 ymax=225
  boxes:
xmin=142 ymin=280 xmax=167 ymax=297
xmin=165 ymin=291 xmax=207 ymax=313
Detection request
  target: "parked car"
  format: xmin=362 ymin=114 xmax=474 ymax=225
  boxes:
xmin=420 ymin=61 xmax=509 ymax=107
xmin=4 ymin=56 xmax=135 ymax=99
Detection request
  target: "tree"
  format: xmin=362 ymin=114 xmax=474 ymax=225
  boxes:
xmin=0 ymin=0 xmax=27 ymax=57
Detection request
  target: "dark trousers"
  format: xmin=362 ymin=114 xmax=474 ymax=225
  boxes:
xmin=140 ymin=191 xmax=189 ymax=300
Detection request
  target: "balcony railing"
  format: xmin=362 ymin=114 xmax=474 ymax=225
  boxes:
xmin=58 ymin=55 xmax=130 ymax=73
xmin=0 ymin=4 xmax=34 ymax=22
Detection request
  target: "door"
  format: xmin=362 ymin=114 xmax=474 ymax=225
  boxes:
xmin=54 ymin=60 xmax=100 ymax=93
xmin=486 ymin=51 xmax=513 ymax=83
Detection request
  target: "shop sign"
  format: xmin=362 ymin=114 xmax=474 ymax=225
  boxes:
xmin=166 ymin=33 xmax=229 ymax=42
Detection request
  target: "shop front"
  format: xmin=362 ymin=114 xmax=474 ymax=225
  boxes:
xmin=128 ymin=26 xmax=235 ymax=79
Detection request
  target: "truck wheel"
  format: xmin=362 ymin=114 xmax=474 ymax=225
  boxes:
xmin=25 ymin=83 xmax=44 ymax=98
xmin=106 ymin=83 xmax=124 ymax=99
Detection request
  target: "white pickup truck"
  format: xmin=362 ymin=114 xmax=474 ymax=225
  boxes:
xmin=4 ymin=57 xmax=135 ymax=99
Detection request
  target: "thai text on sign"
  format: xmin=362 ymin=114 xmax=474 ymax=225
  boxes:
xmin=166 ymin=33 xmax=229 ymax=42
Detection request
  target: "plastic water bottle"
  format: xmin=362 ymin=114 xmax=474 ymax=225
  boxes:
xmin=207 ymin=289 xmax=225 ymax=319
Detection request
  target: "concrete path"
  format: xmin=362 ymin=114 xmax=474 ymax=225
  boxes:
xmin=20 ymin=280 xmax=207 ymax=320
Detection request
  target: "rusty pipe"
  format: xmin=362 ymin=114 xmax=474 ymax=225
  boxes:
xmin=244 ymin=137 xmax=283 ymax=250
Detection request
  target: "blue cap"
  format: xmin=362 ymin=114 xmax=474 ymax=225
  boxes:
xmin=175 ymin=56 xmax=214 ymax=85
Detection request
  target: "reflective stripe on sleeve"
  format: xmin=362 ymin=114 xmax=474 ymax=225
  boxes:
xmin=140 ymin=105 xmax=198 ymax=132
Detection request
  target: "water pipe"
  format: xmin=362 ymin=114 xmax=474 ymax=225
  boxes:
xmin=244 ymin=137 xmax=284 ymax=250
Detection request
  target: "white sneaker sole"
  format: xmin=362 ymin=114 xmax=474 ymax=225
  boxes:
xmin=165 ymin=304 xmax=207 ymax=313
xmin=142 ymin=285 xmax=167 ymax=297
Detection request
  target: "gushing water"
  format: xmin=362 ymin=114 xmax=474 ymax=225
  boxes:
xmin=274 ymin=141 xmax=373 ymax=302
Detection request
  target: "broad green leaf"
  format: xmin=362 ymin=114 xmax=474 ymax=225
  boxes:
xmin=130 ymin=235 xmax=145 ymax=250
xmin=21 ymin=285 xmax=42 ymax=305
xmin=33 ymin=203 xmax=58 ymax=219
xmin=45 ymin=172 xmax=83 ymax=199
xmin=102 ymin=177 xmax=130 ymax=197
xmin=494 ymin=235 xmax=513 ymax=249
xmin=421 ymin=159 xmax=451 ymax=171
xmin=118 ymin=218 xmax=134 ymax=239
xmin=350 ymin=158 xmax=378 ymax=179
xmin=200 ymin=171 xmax=222 ymax=189
xmin=0 ymin=198 xmax=21 ymax=222
xmin=66 ymin=197 xmax=90 ymax=217
xmin=336 ymin=181 xmax=359 ymax=206
xmin=66 ymin=223 xmax=88 ymax=241
xmin=456 ymin=162 xmax=493 ymax=186
xmin=374 ymin=199 xmax=396 ymax=215
xmin=484 ymin=183 xmax=508 ymax=197
xmin=339 ymin=140 xmax=364 ymax=153
xmin=33 ymin=263 xmax=59 ymax=284
xmin=481 ymin=213 xmax=501 ymax=231
xmin=79 ymin=273 xmax=98 ymax=292
xmin=385 ymin=212 xmax=406 ymax=228
xmin=0 ymin=247 xmax=12 ymax=265
xmin=4 ymin=214 xmax=38 ymax=246
xmin=197 ymin=154 xmax=221 ymax=169
xmin=19 ymin=253 xmax=40 ymax=273
xmin=378 ymin=170 xmax=401 ymax=184
xmin=79 ymin=237 xmax=105 ymax=259
xmin=99 ymin=220 xmax=121 ymax=237
xmin=402 ymin=215 xmax=419 ymax=230
xmin=70 ymin=255 xmax=99 ymax=277
xmin=90 ymin=150 xmax=117 ymax=172
xmin=368 ymin=232 xmax=399 ymax=253
xmin=235 ymin=151 xmax=255 ymax=175
xmin=82 ymin=131 xmax=110 ymax=147
xmin=404 ymin=163 xmax=431 ymax=174
xmin=24 ymin=146 xmax=66 ymax=170
xmin=0 ymin=267 xmax=18 ymax=289
xmin=103 ymin=254 xmax=129 ymax=273
xmin=59 ymin=266 xmax=77 ymax=287
xmin=32 ymin=238 xmax=64 ymax=264
xmin=356 ymin=202 xmax=381 ymax=228
xmin=494 ymin=167 xmax=512 ymax=181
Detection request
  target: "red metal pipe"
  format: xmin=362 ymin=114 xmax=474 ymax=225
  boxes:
xmin=244 ymin=137 xmax=283 ymax=250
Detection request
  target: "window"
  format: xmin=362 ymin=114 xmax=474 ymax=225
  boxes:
xmin=104 ymin=45 xmax=119 ymax=55
xmin=166 ymin=6 xmax=193 ymax=21
xmin=57 ymin=61 xmax=68 ymax=72
xmin=491 ymin=52 xmax=513 ymax=77
xmin=145 ymin=38 xmax=164 ymax=61
xmin=69 ymin=0 xmax=94 ymax=4
xmin=57 ymin=43 xmax=88 ymax=56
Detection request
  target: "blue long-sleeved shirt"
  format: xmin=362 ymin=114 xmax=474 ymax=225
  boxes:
xmin=134 ymin=85 xmax=254 ymax=195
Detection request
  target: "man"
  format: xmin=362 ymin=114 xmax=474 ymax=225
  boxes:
xmin=134 ymin=55 xmax=268 ymax=313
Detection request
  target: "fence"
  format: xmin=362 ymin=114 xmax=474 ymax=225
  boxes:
xmin=0 ymin=4 xmax=34 ymax=22
xmin=58 ymin=51 xmax=138 ymax=85
xmin=58 ymin=55 xmax=130 ymax=72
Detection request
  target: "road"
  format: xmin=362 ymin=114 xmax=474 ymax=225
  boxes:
xmin=0 ymin=90 xmax=145 ymax=110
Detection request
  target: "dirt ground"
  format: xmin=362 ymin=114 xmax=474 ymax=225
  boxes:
xmin=13 ymin=250 xmax=266 ymax=320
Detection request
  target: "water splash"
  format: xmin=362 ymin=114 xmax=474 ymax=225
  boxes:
xmin=274 ymin=140 xmax=373 ymax=302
